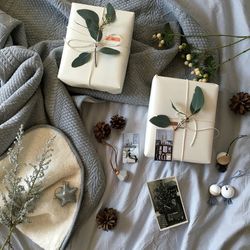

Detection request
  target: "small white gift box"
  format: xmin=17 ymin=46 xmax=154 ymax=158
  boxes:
xmin=58 ymin=3 xmax=134 ymax=94
xmin=144 ymin=75 xmax=219 ymax=164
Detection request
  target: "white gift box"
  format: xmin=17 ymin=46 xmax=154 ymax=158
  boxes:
xmin=144 ymin=75 xmax=219 ymax=164
xmin=58 ymin=3 xmax=135 ymax=94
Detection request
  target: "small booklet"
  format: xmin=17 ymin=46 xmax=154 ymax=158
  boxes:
xmin=122 ymin=133 xmax=139 ymax=164
xmin=147 ymin=176 xmax=188 ymax=230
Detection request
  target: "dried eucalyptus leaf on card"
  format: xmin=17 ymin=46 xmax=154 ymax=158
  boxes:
xmin=72 ymin=52 xmax=91 ymax=67
xmin=190 ymin=86 xmax=204 ymax=114
xmin=150 ymin=115 xmax=171 ymax=128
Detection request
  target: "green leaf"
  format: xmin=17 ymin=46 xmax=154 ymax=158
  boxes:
xmin=85 ymin=19 xmax=102 ymax=41
xmin=150 ymin=115 xmax=171 ymax=128
xmin=99 ymin=47 xmax=120 ymax=55
xmin=77 ymin=9 xmax=102 ymax=41
xmin=190 ymin=86 xmax=204 ymax=114
xmin=203 ymin=55 xmax=217 ymax=76
xmin=77 ymin=9 xmax=99 ymax=26
xmin=106 ymin=3 xmax=116 ymax=23
xmin=171 ymin=101 xmax=185 ymax=115
xmin=72 ymin=52 xmax=91 ymax=67
xmin=163 ymin=23 xmax=174 ymax=48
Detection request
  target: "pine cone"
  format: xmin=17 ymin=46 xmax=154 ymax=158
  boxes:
xmin=93 ymin=122 xmax=111 ymax=142
xmin=229 ymin=92 xmax=250 ymax=115
xmin=110 ymin=115 xmax=126 ymax=129
xmin=96 ymin=208 xmax=118 ymax=231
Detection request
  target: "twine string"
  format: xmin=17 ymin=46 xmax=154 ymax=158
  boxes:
xmin=218 ymin=168 xmax=249 ymax=186
xmin=226 ymin=135 xmax=249 ymax=155
xmin=171 ymin=80 xmax=219 ymax=161
xmin=180 ymin=80 xmax=189 ymax=161
xmin=102 ymin=140 xmax=119 ymax=175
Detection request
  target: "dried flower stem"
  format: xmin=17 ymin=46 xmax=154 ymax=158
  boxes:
xmin=0 ymin=127 xmax=54 ymax=250
xmin=1 ymin=226 xmax=14 ymax=250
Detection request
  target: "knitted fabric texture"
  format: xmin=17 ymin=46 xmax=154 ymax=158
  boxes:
xmin=0 ymin=0 xmax=217 ymax=248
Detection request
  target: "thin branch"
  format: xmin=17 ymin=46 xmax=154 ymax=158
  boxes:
xmin=192 ymin=37 xmax=248 ymax=52
xmin=175 ymin=33 xmax=250 ymax=39
xmin=219 ymin=47 xmax=250 ymax=67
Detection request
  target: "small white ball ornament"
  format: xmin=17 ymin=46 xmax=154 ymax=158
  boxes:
xmin=209 ymin=184 xmax=221 ymax=196
xmin=221 ymin=185 xmax=235 ymax=199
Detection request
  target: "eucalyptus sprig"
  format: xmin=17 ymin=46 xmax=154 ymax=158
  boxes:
xmin=72 ymin=3 xmax=120 ymax=68
xmin=150 ymin=86 xmax=204 ymax=130
xmin=0 ymin=126 xmax=54 ymax=250
xmin=152 ymin=23 xmax=250 ymax=81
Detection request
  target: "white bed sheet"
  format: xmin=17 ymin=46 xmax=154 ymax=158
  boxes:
xmin=66 ymin=1 xmax=250 ymax=249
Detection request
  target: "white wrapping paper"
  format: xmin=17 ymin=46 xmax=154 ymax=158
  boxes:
xmin=144 ymin=75 xmax=219 ymax=164
xmin=58 ymin=3 xmax=134 ymax=94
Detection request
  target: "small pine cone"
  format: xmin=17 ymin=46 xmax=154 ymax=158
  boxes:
xmin=93 ymin=122 xmax=111 ymax=142
xmin=229 ymin=92 xmax=250 ymax=115
xmin=110 ymin=115 xmax=126 ymax=129
xmin=96 ymin=208 xmax=118 ymax=231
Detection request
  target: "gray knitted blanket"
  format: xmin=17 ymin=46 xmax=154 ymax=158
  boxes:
xmin=0 ymin=0 xmax=216 ymax=248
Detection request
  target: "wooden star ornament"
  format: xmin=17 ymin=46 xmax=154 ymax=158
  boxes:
xmin=55 ymin=182 xmax=78 ymax=207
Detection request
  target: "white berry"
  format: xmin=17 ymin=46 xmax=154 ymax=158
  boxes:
xmin=160 ymin=40 xmax=165 ymax=45
xmin=186 ymin=54 xmax=192 ymax=61
xmin=156 ymin=33 xmax=162 ymax=39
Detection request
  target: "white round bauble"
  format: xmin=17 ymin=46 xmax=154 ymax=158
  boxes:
xmin=209 ymin=184 xmax=221 ymax=196
xmin=221 ymin=185 xmax=235 ymax=199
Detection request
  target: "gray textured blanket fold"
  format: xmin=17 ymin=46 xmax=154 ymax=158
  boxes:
xmin=0 ymin=0 xmax=217 ymax=248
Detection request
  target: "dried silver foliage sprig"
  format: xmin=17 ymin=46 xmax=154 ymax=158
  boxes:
xmin=0 ymin=125 xmax=54 ymax=250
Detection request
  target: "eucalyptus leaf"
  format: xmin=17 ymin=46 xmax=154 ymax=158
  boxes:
xmin=106 ymin=3 xmax=116 ymax=23
xmin=77 ymin=9 xmax=99 ymax=26
xmin=171 ymin=101 xmax=185 ymax=115
xmin=72 ymin=52 xmax=91 ymax=67
xmin=150 ymin=115 xmax=171 ymax=128
xmin=85 ymin=19 xmax=102 ymax=41
xmin=99 ymin=47 xmax=120 ymax=55
xmin=190 ymin=86 xmax=204 ymax=114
